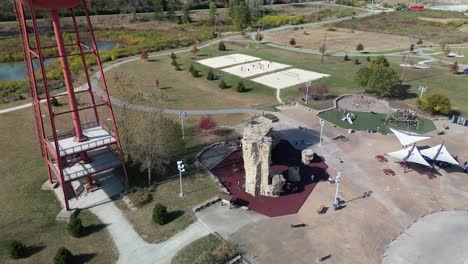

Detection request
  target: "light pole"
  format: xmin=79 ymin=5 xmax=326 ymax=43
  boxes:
xmin=177 ymin=160 xmax=185 ymax=197
xmin=418 ymin=86 xmax=427 ymax=99
xmin=178 ymin=111 xmax=186 ymax=140
xmin=319 ymin=119 xmax=325 ymax=146
xmin=305 ymin=81 xmax=311 ymax=104
xmin=332 ymin=172 xmax=342 ymax=211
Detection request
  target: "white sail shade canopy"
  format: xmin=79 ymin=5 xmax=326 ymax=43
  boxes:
xmin=387 ymin=145 xmax=431 ymax=167
xmin=389 ymin=128 xmax=431 ymax=146
xmin=420 ymin=144 xmax=459 ymax=166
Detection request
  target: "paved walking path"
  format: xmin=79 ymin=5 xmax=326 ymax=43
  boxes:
xmin=90 ymin=202 xmax=212 ymax=264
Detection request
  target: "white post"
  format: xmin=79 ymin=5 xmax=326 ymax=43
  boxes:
xmin=319 ymin=119 xmax=325 ymax=147
xmin=177 ymin=160 xmax=185 ymax=197
xmin=179 ymin=111 xmax=186 ymax=140
xmin=418 ymin=86 xmax=427 ymax=99
xmin=305 ymin=81 xmax=311 ymax=104
xmin=333 ymin=172 xmax=342 ymax=211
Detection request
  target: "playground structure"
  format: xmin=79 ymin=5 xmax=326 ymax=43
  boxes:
xmin=341 ymin=111 xmax=355 ymax=125
xmin=385 ymin=109 xmax=422 ymax=130
xmin=14 ymin=0 xmax=127 ymax=211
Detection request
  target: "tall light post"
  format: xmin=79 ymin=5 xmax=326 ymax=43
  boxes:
xmin=178 ymin=111 xmax=186 ymax=140
xmin=305 ymin=81 xmax=311 ymax=104
xmin=319 ymin=119 xmax=325 ymax=146
xmin=177 ymin=160 xmax=185 ymax=197
xmin=418 ymin=86 xmax=427 ymax=99
xmin=332 ymin=172 xmax=342 ymax=211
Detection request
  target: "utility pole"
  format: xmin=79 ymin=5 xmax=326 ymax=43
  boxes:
xmin=305 ymin=81 xmax=311 ymax=104
xmin=178 ymin=111 xmax=186 ymax=140
xmin=332 ymin=172 xmax=342 ymax=211
xmin=177 ymin=160 xmax=185 ymax=197
xmin=320 ymin=32 xmax=327 ymax=64
xmin=319 ymin=119 xmax=325 ymax=146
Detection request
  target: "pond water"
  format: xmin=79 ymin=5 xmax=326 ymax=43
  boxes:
xmin=429 ymin=5 xmax=468 ymax=12
xmin=0 ymin=41 xmax=116 ymax=82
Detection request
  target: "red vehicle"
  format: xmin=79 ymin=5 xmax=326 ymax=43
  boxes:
xmin=409 ymin=5 xmax=425 ymax=10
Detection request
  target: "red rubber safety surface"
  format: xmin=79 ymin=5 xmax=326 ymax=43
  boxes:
xmin=211 ymin=140 xmax=329 ymax=217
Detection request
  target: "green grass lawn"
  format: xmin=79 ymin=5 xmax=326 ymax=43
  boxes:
xmin=333 ymin=10 xmax=468 ymax=44
xmin=319 ymin=109 xmax=436 ymax=134
xmin=171 ymin=234 xmax=239 ymax=264
xmin=115 ymin=167 xmax=219 ymax=243
xmin=0 ymin=109 xmax=117 ymax=264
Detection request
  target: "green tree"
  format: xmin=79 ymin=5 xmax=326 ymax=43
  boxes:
xmin=218 ymin=41 xmax=226 ymax=51
xmin=255 ymin=32 xmax=264 ymax=41
xmin=181 ymin=0 xmax=191 ymax=24
xmin=208 ymin=1 xmax=217 ymax=26
xmin=344 ymin=54 xmax=349 ymax=61
xmin=170 ymin=52 xmax=177 ymax=60
xmin=166 ymin=0 xmax=177 ymax=20
xmin=231 ymin=0 xmax=251 ymax=30
xmin=236 ymin=81 xmax=246 ymax=92
xmin=417 ymin=94 xmax=451 ymax=115
xmin=153 ymin=203 xmax=168 ymax=224
xmin=449 ymin=62 xmax=459 ymax=73
xmin=370 ymin=55 xmax=390 ymax=68
xmin=152 ymin=0 xmax=164 ymax=18
xmin=67 ymin=214 xmax=83 ymax=238
xmin=289 ymin=38 xmax=296 ymax=46
xmin=207 ymin=69 xmax=214 ymax=80
xmin=354 ymin=56 xmax=401 ymax=98
xmin=219 ymin=79 xmax=228 ymax=89
xmin=53 ymin=247 xmax=73 ymax=264
xmin=7 ymin=240 xmax=26 ymax=259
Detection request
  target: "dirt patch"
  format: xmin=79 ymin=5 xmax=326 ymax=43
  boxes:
xmin=264 ymin=26 xmax=428 ymax=53
xmin=337 ymin=94 xmax=395 ymax=113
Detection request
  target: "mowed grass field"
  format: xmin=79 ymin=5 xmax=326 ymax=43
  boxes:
xmin=332 ymin=10 xmax=468 ymax=44
xmin=106 ymin=44 xmax=365 ymax=111
xmin=0 ymin=109 xmax=117 ymax=264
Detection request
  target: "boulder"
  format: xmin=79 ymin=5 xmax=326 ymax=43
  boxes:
xmin=288 ymin=166 xmax=300 ymax=182
xmin=301 ymin=149 xmax=315 ymax=164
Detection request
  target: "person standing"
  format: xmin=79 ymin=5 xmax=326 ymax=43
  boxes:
xmin=464 ymin=161 xmax=468 ymax=173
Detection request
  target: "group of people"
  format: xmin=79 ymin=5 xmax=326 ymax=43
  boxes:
xmin=240 ymin=61 xmax=272 ymax=72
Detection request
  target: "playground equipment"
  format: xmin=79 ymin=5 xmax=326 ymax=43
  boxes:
xmin=385 ymin=109 xmax=422 ymax=129
xmin=341 ymin=112 xmax=355 ymax=125
xmin=14 ymin=0 xmax=127 ymax=211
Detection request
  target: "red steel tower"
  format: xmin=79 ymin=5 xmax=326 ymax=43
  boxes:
xmin=14 ymin=0 xmax=128 ymax=211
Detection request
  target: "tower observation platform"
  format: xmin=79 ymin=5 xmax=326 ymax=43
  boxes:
xmin=14 ymin=0 xmax=128 ymax=211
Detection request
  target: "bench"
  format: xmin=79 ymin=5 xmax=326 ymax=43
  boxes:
xmin=383 ymin=169 xmax=395 ymax=176
xmin=290 ymin=223 xmax=307 ymax=229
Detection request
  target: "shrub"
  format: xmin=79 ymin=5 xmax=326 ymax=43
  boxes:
xmin=53 ymin=247 xmax=73 ymax=264
xmin=417 ymin=93 xmax=451 ymax=115
xmin=256 ymin=15 xmax=304 ymax=27
xmin=129 ymin=187 xmax=153 ymax=207
xmin=344 ymin=54 xmax=350 ymax=61
xmin=7 ymin=240 xmax=27 ymax=259
xmin=190 ymin=45 xmax=199 ymax=56
xmin=449 ymin=62 xmax=459 ymax=73
xmin=51 ymin=97 xmax=60 ymax=107
xmin=366 ymin=56 xmax=371 ymax=62
xmin=354 ymin=58 xmax=360 ymax=65
xmin=356 ymin=43 xmax=364 ymax=52
xmin=417 ymin=39 xmax=423 ymax=45
xmin=207 ymin=69 xmax=214 ymax=80
xmin=170 ymin=52 xmax=177 ymax=59
xmin=289 ymin=38 xmax=296 ymax=46
xmin=255 ymin=32 xmax=264 ymax=41
xmin=236 ymin=81 xmax=246 ymax=92
xmin=140 ymin=50 xmax=148 ymax=61
xmin=199 ymin=115 xmax=217 ymax=131
xmin=218 ymin=41 xmax=226 ymax=51
xmin=153 ymin=203 xmax=168 ymax=225
xmin=67 ymin=214 xmax=83 ymax=238
xmin=219 ymin=79 xmax=228 ymax=89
